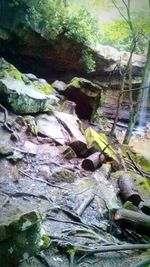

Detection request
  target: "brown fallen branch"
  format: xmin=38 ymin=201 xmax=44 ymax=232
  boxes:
xmin=19 ymin=169 xmax=66 ymax=190
xmin=118 ymin=173 xmax=141 ymax=206
xmin=0 ymin=104 xmax=13 ymax=133
xmin=76 ymin=193 xmax=95 ymax=216
xmin=115 ymin=208 xmax=150 ymax=234
xmin=82 ymin=152 xmax=105 ymax=171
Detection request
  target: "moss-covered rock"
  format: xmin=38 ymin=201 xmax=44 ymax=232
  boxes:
xmin=0 ymin=58 xmax=58 ymax=114
xmin=33 ymin=80 xmax=53 ymax=95
xmin=50 ymin=168 xmax=75 ymax=183
xmin=64 ymin=77 xmax=101 ymax=119
xmin=85 ymin=127 xmax=119 ymax=163
xmin=0 ymin=142 xmax=13 ymax=156
xmin=0 ymin=210 xmax=43 ymax=267
xmin=0 ymin=58 xmax=28 ymax=82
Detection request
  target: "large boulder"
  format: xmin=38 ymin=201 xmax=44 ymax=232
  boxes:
xmin=63 ymin=77 xmax=101 ymax=119
xmin=0 ymin=58 xmax=58 ymax=114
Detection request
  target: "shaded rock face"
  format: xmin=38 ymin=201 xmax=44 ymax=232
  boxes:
xmin=63 ymin=77 xmax=101 ymax=119
xmin=0 ymin=2 xmax=145 ymax=81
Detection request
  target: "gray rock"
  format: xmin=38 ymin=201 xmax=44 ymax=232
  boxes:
xmin=52 ymin=80 xmax=67 ymax=92
xmin=38 ymin=165 xmax=50 ymax=179
xmin=36 ymin=114 xmax=70 ymax=145
xmin=24 ymin=73 xmax=38 ymax=80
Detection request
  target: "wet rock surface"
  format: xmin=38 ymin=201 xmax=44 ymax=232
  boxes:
xmin=0 ymin=107 xmax=150 ymax=267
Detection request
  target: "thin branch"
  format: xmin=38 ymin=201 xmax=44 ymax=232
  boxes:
xmin=19 ymin=169 xmax=66 ymax=190
xmin=111 ymin=0 xmax=128 ymax=24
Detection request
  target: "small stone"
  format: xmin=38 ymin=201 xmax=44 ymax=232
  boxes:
xmin=52 ymin=80 xmax=67 ymax=92
xmin=38 ymin=165 xmax=50 ymax=179
xmin=0 ymin=143 xmax=13 ymax=156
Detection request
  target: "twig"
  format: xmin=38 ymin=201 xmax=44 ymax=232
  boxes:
xmin=12 ymin=147 xmax=36 ymax=155
xmin=99 ymin=143 xmax=110 ymax=157
xmin=46 ymin=216 xmax=86 ymax=227
xmin=19 ymin=169 xmax=66 ymax=190
xmin=127 ymin=152 xmax=144 ymax=177
xmin=0 ymin=104 xmax=13 ymax=133
xmin=76 ymin=193 xmax=95 ymax=216
xmin=1 ymin=190 xmax=52 ymax=203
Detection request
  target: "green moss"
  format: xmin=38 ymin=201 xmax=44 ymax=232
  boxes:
xmin=33 ymin=81 xmax=53 ymax=95
xmin=123 ymin=201 xmax=139 ymax=212
xmin=134 ymin=154 xmax=150 ymax=173
xmin=51 ymin=169 xmax=75 ymax=183
xmin=41 ymin=235 xmax=51 ymax=249
xmin=121 ymin=145 xmax=150 ymax=172
xmin=85 ymin=127 xmax=119 ymax=162
xmin=8 ymin=69 xmax=23 ymax=80
xmin=68 ymin=78 xmax=81 ymax=88
xmin=0 ymin=58 xmax=28 ymax=82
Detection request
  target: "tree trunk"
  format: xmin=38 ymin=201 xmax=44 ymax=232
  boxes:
xmin=110 ymin=76 xmax=126 ymax=135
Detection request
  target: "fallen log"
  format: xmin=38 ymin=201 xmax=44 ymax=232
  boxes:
xmin=81 ymin=152 xmax=105 ymax=171
xmin=118 ymin=173 xmax=141 ymax=206
xmin=115 ymin=208 xmax=150 ymax=234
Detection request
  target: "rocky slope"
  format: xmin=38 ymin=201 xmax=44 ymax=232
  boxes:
xmin=0 ymin=59 xmax=150 ymax=267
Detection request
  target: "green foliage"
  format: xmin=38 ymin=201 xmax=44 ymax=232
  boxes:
xmin=81 ymin=50 xmax=96 ymax=72
xmin=9 ymin=0 xmax=99 ymax=72
xmin=65 ymin=8 xmax=98 ymax=46
xmin=99 ymin=17 xmax=149 ymax=54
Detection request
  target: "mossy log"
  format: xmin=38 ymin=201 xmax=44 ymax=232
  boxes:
xmin=115 ymin=208 xmax=150 ymax=234
xmin=82 ymin=152 xmax=105 ymax=171
xmin=119 ymin=173 xmax=141 ymax=206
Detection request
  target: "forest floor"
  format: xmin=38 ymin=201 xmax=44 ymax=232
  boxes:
xmin=1 ymin=108 xmax=150 ymax=267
